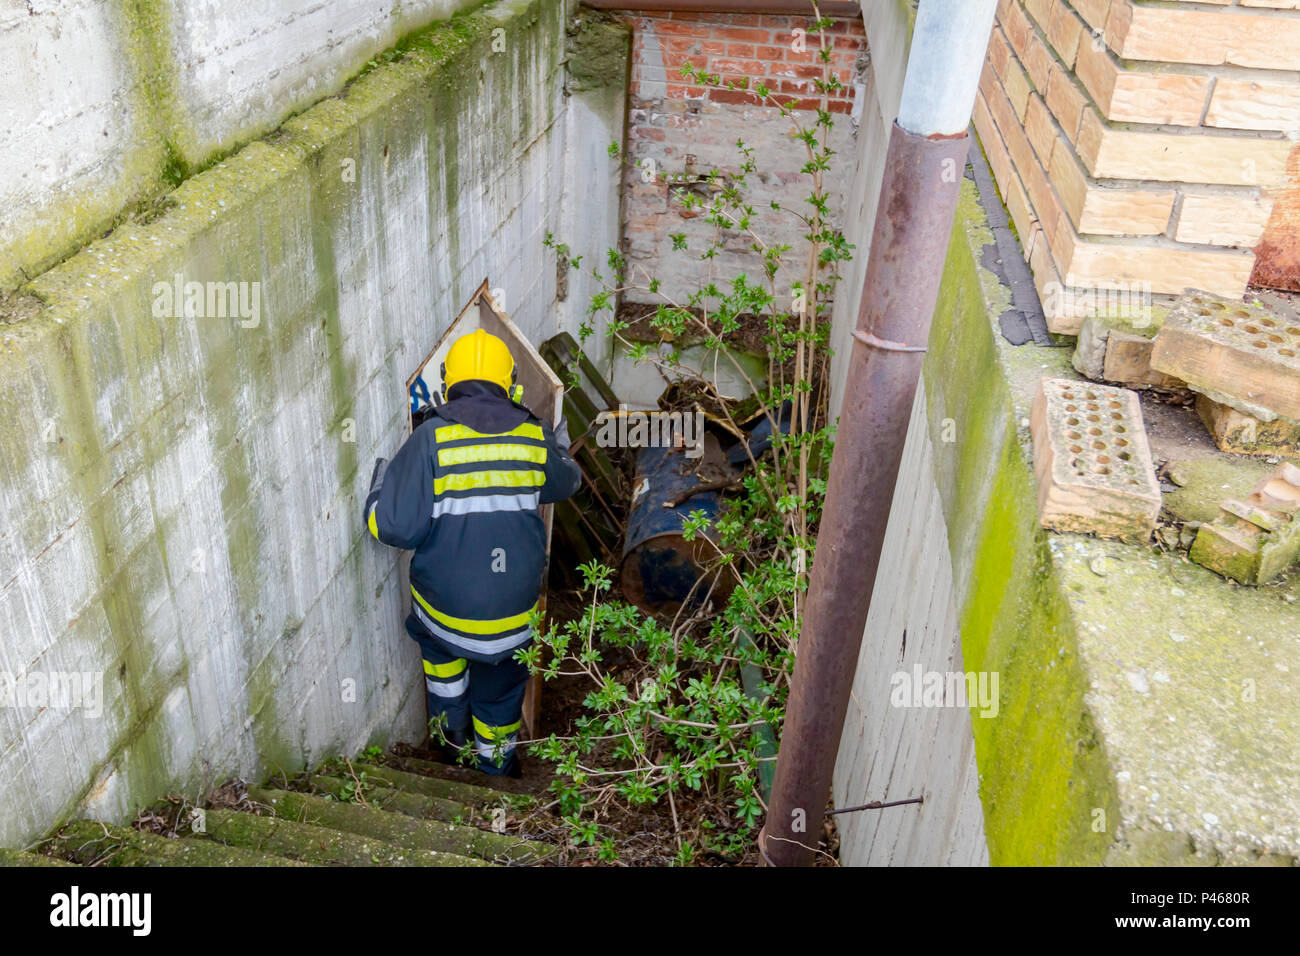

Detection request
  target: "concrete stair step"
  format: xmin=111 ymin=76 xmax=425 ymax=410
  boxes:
xmin=349 ymin=762 xmax=523 ymax=808
xmin=247 ymin=787 xmax=553 ymax=865
xmin=52 ymin=821 xmax=305 ymax=867
xmin=304 ymin=773 xmax=474 ymax=822
xmin=0 ymin=847 xmax=76 ymax=866
xmin=195 ymin=807 xmax=492 ymax=866
xmin=386 ymin=754 xmax=539 ymax=795
xmin=25 ymin=747 xmax=553 ymax=868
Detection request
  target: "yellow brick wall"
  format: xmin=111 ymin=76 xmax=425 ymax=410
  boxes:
xmin=974 ymin=0 xmax=1300 ymax=331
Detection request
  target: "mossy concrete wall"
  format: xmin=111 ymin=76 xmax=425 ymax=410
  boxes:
xmin=834 ymin=173 xmax=1300 ymax=865
xmin=0 ymin=0 xmax=484 ymax=293
xmin=0 ymin=0 xmax=627 ymax=849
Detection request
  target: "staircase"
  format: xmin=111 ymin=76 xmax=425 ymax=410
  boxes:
xmin=1 ymin=751 xmax=558 ymax=867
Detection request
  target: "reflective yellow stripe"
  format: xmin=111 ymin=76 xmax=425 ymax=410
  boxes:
xmin=438 ymin=443 xmax=547 ymax=467
xmin=473 ymin=715 xmax=521 ymax=741
xmin=411 ymin=587 xmax=536 ymax=635
xmin=367 ymin=504 xmax=379 ymax=539
xmin=433 ymin=469 xmax=545 ymax=496
xmin=423 ymin=658 xmax=467 ymax=678
xmin=435 ymin=422 xmax=544 ymax=444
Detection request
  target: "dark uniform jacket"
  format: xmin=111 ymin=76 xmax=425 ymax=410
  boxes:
xmin=365 ymin=380 xmax=581 ymax=664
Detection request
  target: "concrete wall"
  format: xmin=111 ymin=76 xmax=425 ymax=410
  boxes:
xmin=0 ymin=0 xmax=482 ymax=293
xmin=0 ymin=0 xmax=628 ymax=849
xmin=827 ymin=1 xmax=991 ymax=867
xmin=834 ymin=168 xmax=1300 ymax=865
xmin=832 ymin=379 xmax=989 ymax=866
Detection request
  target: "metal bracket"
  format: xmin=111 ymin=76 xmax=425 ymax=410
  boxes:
xmin=852 ymin=329 xmax=928 ymax=353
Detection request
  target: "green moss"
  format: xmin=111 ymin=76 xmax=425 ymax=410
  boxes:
xmin=0 ymin=0 xmax=567 ymax=846
xmin=921 ymin=183 xmax=1117 ymax=864
xmin=567 ymin=9 xmax=632 ymax=92
xmin=1163 ymin=456 xmax=1277 ymax=525
xmin=920 ymin=170 xmax=1300 ymax=864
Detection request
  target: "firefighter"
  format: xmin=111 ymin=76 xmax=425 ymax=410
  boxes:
xmin=364 ymin=329 xmax=580 ymax=776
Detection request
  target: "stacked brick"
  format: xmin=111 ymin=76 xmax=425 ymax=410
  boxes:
xmin=629 ymin=11 xmax=866 ymax=115
xmin=621 ymin=11 xmax=867 ymax=304
xmin=973 ymin=0 xmax=1300 ymax=332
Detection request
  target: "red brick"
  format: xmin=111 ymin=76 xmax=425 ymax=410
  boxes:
xmin=709 ymin=87 xmax=759 ymax=107
xmin=663 ymin=37 xmax=705 ymax=54
xmin=712 ymin=58 xmax=766 ymax=75
xmin=655 ymin=21 xmax=712 ymax=38
xmin=713 ymin=27 xmax=772 ymax=43
xmin=726 ymin=42 xmax=756 ymax=58
xmin=773 ymin=47 xmax=819 ymax=64
xmin=661 ymin=52 xmax=708 ymax=71
xmin=773 ymin=96 xmax=851 ymax=113
xmin=755 ymin=45 xmax=788 ymax=60
xmin=665 ymin=83 xmax=708 ymax=99
xmin=776 ymin=78 xmax=816 ymax=95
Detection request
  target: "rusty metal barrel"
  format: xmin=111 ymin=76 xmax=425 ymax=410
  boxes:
xmin=619 ymin=441 xmax=733 ymax=617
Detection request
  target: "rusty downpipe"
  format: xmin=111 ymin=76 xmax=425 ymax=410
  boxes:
xmin=760 ymin=0 xmax=999 ymax=866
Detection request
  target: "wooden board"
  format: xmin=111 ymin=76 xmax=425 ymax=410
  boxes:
xmin=407 ymin=278 xmax=564 ymax=740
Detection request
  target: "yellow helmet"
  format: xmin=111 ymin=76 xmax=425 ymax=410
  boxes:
xmin=441 ymin=329 xmax=516 ymax=396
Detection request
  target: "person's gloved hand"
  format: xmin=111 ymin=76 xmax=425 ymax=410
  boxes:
xmin=554 ymin=416 xmax=572 ymax=452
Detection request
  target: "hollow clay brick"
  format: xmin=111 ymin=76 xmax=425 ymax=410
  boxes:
xmin=1030 ymin=378 xmax=1162 ymax=542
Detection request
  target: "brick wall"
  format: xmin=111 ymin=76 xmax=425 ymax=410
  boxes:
xmin=974 ymin=0 xmax=1300 ymax=332
xmin=622 ymin=10 xmax=868 ymax=305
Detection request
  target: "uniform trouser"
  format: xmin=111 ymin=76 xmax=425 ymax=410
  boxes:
xmin=405 ymin=613 xmax=529 ymax=775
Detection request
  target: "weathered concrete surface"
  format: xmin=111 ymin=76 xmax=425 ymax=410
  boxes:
xmin=0 ymin=0 xmax=627 ymax=850
xmin=832 ymin=378 xmax=989 ymax=866
xmin=247 ymin=786 xmax=552 ymax=863
xmin=942 ymin=179 xmax=1298 ymax=863
xmin=0 ymin=0 xmax=483 ymax=292
xmin=53 ymin=819 xmax=306 ymax=866
xmin=834 ymin=159 xmax=1300 ymax=864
